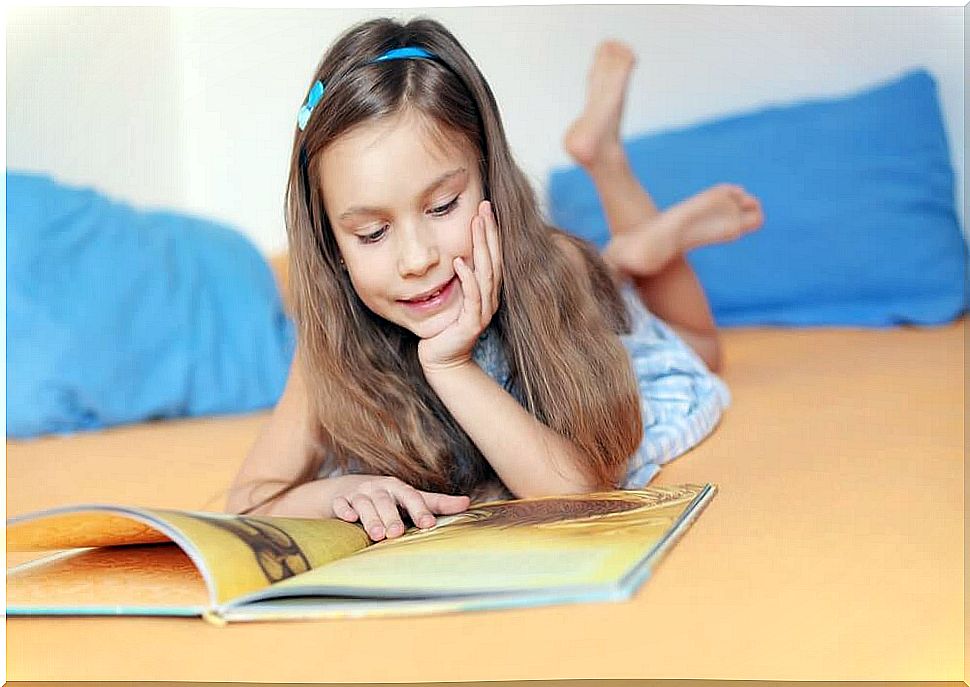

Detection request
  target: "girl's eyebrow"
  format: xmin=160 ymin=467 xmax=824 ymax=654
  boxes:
xmin=338 ymin=167 xmax=467 ymax=220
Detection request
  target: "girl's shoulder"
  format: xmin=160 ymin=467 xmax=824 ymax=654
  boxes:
xmin=472 ymin=325 xmax=508 ymax=380
xmin=472 ymin=325 xmax=528 ymax=406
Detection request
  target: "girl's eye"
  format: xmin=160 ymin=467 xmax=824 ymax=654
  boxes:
xmin=429 ymin=196 xmax=460 ymax=217
xmin=358 ymin=225 xmax=388 ymax=245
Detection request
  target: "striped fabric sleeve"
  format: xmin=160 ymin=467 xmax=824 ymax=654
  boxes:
xmin=617 ymin=286 xmax=731 ymax=489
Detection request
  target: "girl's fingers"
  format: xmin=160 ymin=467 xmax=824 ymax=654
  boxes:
xmin=393 ymin=486 xmax=437 ymax=529
xmin=471 ymin=214 xmax=493 ymax=321
xmin=482 ymin=201 xmax=502 ymax=313
xmin=370 ymin=489 xmax=406 ymax=539
xmin=332 ymin=496 xmax=359 ymax=523
xmin=418 ymin=491 xmax=472 ymax=515
xmin=454 ymin=256 xmax=482 ymax=329
xmin=349 ymin=494 xmax=386 ymax=541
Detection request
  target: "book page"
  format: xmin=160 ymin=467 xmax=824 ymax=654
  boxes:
xmin=7 ymin=544 xmax=209 ymax=614
xmin=261 ymin=485 xmax=706 ymax=599
xmin=8 ymin=508 xmax=372 ymax=607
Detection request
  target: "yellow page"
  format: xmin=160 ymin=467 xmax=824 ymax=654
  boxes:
xmin=266 ymin=485 xmax=705 ymax=596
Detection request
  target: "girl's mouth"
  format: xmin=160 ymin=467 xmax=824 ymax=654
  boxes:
xmin=399 ymin=276 xmax=458 ymax=313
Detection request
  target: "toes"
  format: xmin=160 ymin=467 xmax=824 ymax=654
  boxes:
xmin=741 ymin=202 xmax=765 ymax=232
xmin=718 ymin=185 xmax=763 ymax=229
xmin=596 ymin=41 xmax=637 ymax=67
xmin=706 ymin=183 xmax=744 ymax=206
xmin=739 ymin=193 xmax=759 ymax=209
xmin=735 ymin=189 xmax=765 ymax=231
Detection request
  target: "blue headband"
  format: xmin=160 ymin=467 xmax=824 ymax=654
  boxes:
xmin=297 ymin=46 xmax=436 ymax=131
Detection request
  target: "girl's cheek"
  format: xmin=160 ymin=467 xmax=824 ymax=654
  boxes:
xmin=438 ymin=215 xmax=473 ymax=254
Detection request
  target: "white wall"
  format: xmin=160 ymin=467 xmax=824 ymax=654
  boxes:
xmin=7 ymin=5 xmax=965 ymax=256
xmin=7 ymin=7 xmax=188 ymax=209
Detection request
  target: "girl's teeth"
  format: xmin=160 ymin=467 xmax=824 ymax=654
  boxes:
xmin=416 ymin=287 xmax=442 ymax=302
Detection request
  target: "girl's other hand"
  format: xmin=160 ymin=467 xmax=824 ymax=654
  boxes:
xmin=418 ymin=200 xmax=503 ymax=372
xmin=330 ymin=474 xmax=471 ymax=542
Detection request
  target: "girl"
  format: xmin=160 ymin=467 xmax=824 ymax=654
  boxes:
xmin=226 ymin=18 xmax=763 ymax=542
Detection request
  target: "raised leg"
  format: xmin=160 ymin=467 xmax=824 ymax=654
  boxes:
xmin=563 ymin=42 xmax=763 ymax=278
xmin=563 ymin=41 xmax=659 ymax=235
xmin=562 ymin=41 xmax=766 ymax=371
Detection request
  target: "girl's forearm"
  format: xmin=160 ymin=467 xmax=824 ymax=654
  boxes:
xmin=423 ymin=361 xmax=599 ymax=498
xmin=230 ymin=477 xmax=344 ymax=518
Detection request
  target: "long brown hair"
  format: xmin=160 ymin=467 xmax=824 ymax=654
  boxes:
xmin=275 ymin=17 xmax=641 ymax=504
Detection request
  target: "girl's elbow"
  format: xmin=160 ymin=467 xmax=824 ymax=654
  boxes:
xmin=695 ymin=330 xmax=722 ymax=372
xmin=706 ymin=338 xmax=723 ymax=373
xmin=704 ymin=337 xmax=724 ymax=372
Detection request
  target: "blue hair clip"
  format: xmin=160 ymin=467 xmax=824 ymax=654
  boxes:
xmin=297 ymin=46 xmax=437 ymax=131
xmin=298 ymin=80 xmax=324 ymax=131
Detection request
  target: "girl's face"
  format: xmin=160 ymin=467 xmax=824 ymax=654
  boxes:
xmin=319 ymin=110 xmax=485 ymax=339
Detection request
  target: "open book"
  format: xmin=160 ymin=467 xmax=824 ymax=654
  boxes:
xmin=7 ymin=483 xmax=716 ymax=624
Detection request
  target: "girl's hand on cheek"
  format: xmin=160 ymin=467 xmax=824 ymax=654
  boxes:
xmin=330 ymin=475 xmax=471 ymax=542
xmin=418 ymin=200 xmax=503 ymax=372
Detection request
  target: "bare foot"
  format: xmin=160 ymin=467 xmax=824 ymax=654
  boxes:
xmin=666 ymin=184 xmax=764 ymax=253
xmin=602 ymin=184 xmax=764 ymax=278
xmin=563 ymin=41 xmax=636 ymax=170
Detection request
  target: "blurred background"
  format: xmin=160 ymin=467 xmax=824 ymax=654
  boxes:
xmin=6 ymin=5 xmax=965 ymax=256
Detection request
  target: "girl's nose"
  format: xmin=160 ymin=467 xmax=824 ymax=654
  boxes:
xmin=397 ymin=224 xmax=439 ymax=277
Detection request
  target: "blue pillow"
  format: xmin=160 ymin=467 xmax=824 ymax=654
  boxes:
xmin=549 ymin=68 xmax=968 ymax=327
xmin=7 ymin=172 xmax=295 ymax=439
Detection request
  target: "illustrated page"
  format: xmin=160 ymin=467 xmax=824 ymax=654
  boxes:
xmin=264 ymin=486 xmax=705 ymax=598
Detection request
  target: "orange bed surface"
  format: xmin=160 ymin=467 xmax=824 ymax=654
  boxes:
xmin=6 ymin=314 xmax=965 ymax=682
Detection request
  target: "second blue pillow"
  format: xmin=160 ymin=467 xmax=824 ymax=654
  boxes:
xmin=549 ymin=69 xmax=967 ymax=327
